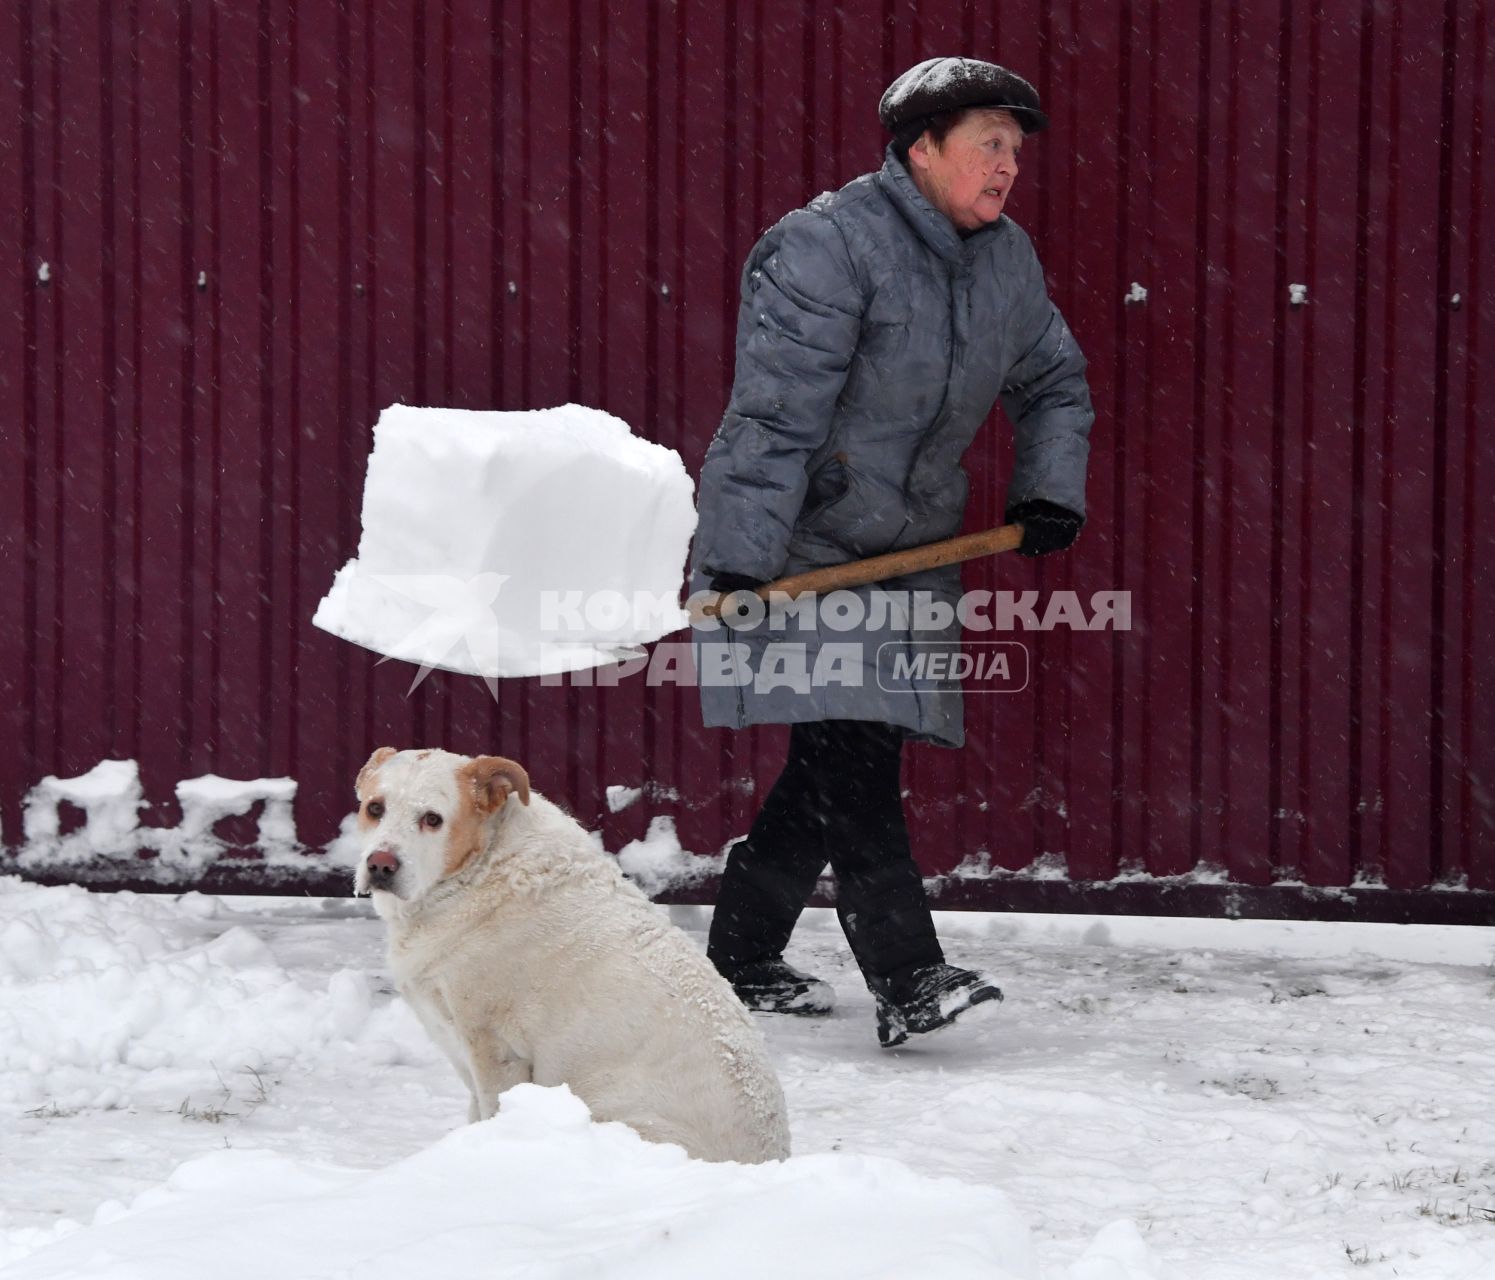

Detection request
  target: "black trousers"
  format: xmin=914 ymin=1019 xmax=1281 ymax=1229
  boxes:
xmin=706 ymin=720 xmax=944 ymax=988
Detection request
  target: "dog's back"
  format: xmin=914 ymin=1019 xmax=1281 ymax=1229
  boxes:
xmin=431 ymin=795 xmax=790 ymax=1163
xmin=526 ymin=847 xmax=791 ymax=1161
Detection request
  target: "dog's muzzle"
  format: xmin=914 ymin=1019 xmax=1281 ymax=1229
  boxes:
xmin=365 ymin=848 xmax=401 ymax=891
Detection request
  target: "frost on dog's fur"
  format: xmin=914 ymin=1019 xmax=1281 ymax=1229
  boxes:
xmin=352 ymin=747 xmax=791 ymax=1164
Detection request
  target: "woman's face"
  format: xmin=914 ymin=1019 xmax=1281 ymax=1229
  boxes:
xmin=907 ymin=110 xmax=1024 ymax=231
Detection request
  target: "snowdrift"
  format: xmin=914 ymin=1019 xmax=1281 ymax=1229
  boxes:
xmin=4 ymin=1083 xmax=1038 ymax=1280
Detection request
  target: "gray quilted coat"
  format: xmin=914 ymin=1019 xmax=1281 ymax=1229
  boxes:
xmin=690 ymin=144 xmax=1094 ymax=748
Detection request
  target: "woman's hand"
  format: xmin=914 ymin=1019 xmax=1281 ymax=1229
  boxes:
xmin=707 ymin=571 xmax=767 ymax=596
xmin=1005 ymin=498 xmax=1085 ymax=557
xmin=703 ymin=571 xmax=768 ymax=626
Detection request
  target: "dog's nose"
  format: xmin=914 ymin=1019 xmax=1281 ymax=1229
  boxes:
xmin=367 ymin=849 xmax=400 ymax=877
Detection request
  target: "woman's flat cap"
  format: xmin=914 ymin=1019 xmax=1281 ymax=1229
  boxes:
xmin=878 ymin=57 xmax=1049 ymax=135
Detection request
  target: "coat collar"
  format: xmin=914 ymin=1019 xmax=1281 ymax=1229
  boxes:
xmin=874 ymin=143 xmax=1005 ymax=267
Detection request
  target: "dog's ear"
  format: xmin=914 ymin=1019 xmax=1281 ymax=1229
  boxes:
xmin=356 ymin=747 xmax=399 ymax=798
xmin=461 ymin=756 xmax=531 ymax=814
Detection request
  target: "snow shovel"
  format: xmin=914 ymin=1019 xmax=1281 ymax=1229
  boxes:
xmin=314 ymin=404 xmax=1028 ymax=679
xmin=690 ymin=523 xmax=1026 ymax=623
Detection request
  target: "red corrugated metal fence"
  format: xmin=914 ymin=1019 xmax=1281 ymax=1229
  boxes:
xmin=2 ymin=0 xmax=1491 ymax=921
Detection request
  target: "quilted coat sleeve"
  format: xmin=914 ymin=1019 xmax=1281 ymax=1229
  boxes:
xmin=998 ymin=230 xmax=1095 ymax=519
xmin=695 ymin=208 xmax=865 ymax=580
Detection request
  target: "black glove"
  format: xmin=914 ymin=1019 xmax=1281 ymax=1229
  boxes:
xmin=706 ymin=570 xmax=766 ymax=625
xmin=707 ymin=571 xmax=766 ymax=596
xmin=1006 ymin=498 xmax=1085 ymax=558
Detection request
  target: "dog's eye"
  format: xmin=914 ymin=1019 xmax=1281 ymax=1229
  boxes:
xmin=421 ymin=811 xmax=443 ymax=830
xmin=366 ymin=800 xmax=384 ymax=819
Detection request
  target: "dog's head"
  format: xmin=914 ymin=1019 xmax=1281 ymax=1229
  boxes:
xmin=352 ymin=747 xmax=531 ymax=907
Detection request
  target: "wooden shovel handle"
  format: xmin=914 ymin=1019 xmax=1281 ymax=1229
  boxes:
xmin=692 ymin=523 xmax=1026 ymax=622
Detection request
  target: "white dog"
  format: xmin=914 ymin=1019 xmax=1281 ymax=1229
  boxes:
xmin=352 ymin=747 xmax=790 ymax=1164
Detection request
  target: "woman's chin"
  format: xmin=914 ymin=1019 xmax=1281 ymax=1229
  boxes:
xmin=956 ymin=198 xmax=1005 ymax=228
xmin=974 ymin=195 xmax=1006 ymax=222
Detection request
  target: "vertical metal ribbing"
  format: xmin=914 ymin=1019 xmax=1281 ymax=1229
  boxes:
xmin=127 ymin=2 xmax=143 ymax=767
xmin=1293 ymin=0 xmax=1323 ymax=880
xmin=207 ymin=1 xmax=224 ymax=768
xmin=1373 ymin=2 xmax=1406 ymax=886
xmin=1267 ymin=0 xmax=1294 ymax=878
xmin=1109 ymin=0 xmax=1136 ymax=878
xmin=1346 ymin=0 xmax=1375 ymax=879
xmin=1215 ymin=0 xmax=1241 ymax=863
xmin=1428 ymin=0 xmax=1459 ymax=882
xmin=1136 ymin=0 xmax=1161 ymax=872
xmin=98 ymin=1 xmax=118 ymax=748
xmin=177 ymin=0 xmax=196 ymax=775
xmin=19 ymin=0 xmax=38 ymax=777
xmin=286 ymin=0 xmax=302 ymax=781
xmin=47 ymin=0 xmax=64 ymax=770
xmin=801 ymin=0 xmax=816 ymax=198
xmin=1187 ymin=0 xmax=1213 ymax=871
xmin=1455 ymin=3 xmax=1488 ymax=880
xmin=256 ymin=0 xmax=275 ymax=777
xmin=335 ymin=0 xmax=353 ymax=780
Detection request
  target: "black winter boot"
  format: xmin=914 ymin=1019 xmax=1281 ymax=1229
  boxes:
xmin=873 ymin=963 xmax=1003 ymax=1047
xmin=717 ymin=958 xmax=836 ymax=1016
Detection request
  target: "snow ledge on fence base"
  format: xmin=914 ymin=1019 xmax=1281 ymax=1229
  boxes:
xmin=3 ymin=1083 xmax=1047 ymax=1280
xmin=313 ymin=404 xmax=697 ymax=678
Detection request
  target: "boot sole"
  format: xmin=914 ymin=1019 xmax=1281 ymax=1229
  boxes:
xmin=734 ymin=985 xmax=836 ymax=1016
xmin=877 ymin=984 xmax=1004 ymax=1048
xmin=746 ymin=1001 xmax=836 ymax=1017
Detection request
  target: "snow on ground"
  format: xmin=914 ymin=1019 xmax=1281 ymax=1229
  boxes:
xmin=1 ymin=878 xmax=1493 ymax=1279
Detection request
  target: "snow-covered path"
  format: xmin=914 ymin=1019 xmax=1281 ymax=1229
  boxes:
xmin=1 ymin=879 xmax=1492 ymax=1278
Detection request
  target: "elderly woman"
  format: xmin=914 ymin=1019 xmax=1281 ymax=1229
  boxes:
xmin=690 ymin=58 xmax=1094 ymax=1046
